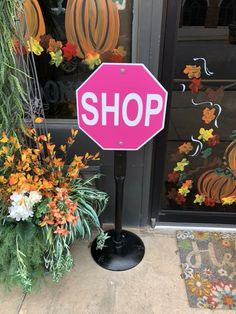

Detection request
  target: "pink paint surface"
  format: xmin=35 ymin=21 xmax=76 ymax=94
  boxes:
xmin=76 ymin=63 xmax=168 ymax=150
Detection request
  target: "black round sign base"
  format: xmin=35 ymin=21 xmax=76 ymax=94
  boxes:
xmin=91 ymin=229 xmax=145 ymax=271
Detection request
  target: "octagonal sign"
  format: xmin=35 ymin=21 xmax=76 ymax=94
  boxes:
xmin=76 ymin=63 xmax=168 ymax=150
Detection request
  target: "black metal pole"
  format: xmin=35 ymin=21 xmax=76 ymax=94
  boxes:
xmin=114 ymin=151 xmax=126 ymax=244
xmin=91 ymin=151 xmax=145 ymax=271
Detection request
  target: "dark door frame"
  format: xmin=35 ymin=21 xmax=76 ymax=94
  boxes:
xmin=149 ymin=0 xmax=236 ymax=225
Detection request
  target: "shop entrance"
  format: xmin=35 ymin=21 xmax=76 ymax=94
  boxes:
xmin=151 ymin=0 xmax=236 ymax=224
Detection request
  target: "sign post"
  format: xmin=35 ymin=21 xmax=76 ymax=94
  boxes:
xmin=76 ymin=63 xmax=168 ymax=270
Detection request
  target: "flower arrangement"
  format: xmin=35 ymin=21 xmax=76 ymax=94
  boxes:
xmin=0 ymin=128 xmax=108 ymax=292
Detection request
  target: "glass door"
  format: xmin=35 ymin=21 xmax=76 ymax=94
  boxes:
xmin=154 ymin=0 xmax=236 ymax=224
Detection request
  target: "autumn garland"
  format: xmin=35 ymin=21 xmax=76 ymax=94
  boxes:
xmin=13 ymin=35 xmax=127 ymax=70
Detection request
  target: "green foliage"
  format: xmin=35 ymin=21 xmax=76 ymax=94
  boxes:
xmin=0 ymin=0 xmax=27 ymax=134
xmin=0 ymin=222 xmax=44 ymax=292
xmin=69 ymin=175 xmax=109 ymax=241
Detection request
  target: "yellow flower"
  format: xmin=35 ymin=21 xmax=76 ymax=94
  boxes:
xmin=27 ymin=37 xmax=44 ymax=56
xmin=194 ymin=194 xmax=205 ymax=205
xmin=174 ymin=158 xmax=189 ymax=172
xmin=0 ymin=132 xmax=8 ymax=143
xmin=198 ymin=128 xmax=214 ymax=142
xmin=186 ymin=272 xmax=212 ymax=297
xmin=222 ymin=196 xmax=236 ymax=205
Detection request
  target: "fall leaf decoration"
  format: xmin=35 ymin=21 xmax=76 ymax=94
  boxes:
xmin=183 ymin=65 xmax=201 ymax=79
xmin=202 ymin=107 xmax=216 ymax=124
xmin=178 ymin=142 xmax=193 ymax=154
xmin=198 ymin=128 xmax=214 ymax=142
xmin=83 ymin=52 xmax=102 ymax=70
xmin=47 ymin=38 xmax=63 ymax=52
xmin=62 ymin=43 xmax=77 ymax=61
xmin=189 ymin=78 xmax=202 ymax=93
xmin=27 ymin=37 xmax=44 ymax=56
xmin=174 ymin=158 xmax=189 ymax=172
xmin=49 ymin=50 xmax=63 ymax=67
xmin=167 ymin=171 xmax=179 ymax=183
xmin=205 ymin=86 xmax=224 ymax=102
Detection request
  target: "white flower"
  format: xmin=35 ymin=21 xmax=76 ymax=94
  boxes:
xmin=8 ymin=190 xmax=42 ymax=222
xmin=8 ymin=204 xmax=33 ymax=221
xmin=28 ymin=191 xmax=42 ymax=207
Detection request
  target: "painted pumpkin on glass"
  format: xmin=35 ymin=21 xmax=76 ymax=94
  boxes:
xmin=65 ymin=0 xmax=120 ymax=59
xmin=223 ymin=140 xmax=236 ymax=171
xmin=19 ymin=0 xmax=45 ymax=40
xmin=197 ymin=169 xmax=236 ymax=203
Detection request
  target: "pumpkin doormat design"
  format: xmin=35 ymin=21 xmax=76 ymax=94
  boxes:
xmin=177 ymin=230 xmax=236 ymax=310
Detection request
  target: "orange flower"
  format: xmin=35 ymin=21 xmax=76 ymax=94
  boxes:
xmin=37 ymin=135 xmax=47 ymax=142
xmin=71 ymin=128 xmax=78 ymax=138
xmin=46 ymin=143 xmax=56 ymax=155
xmin=40 ymin=215 xmax=54 ymax=227
xmin=67 ymin=137 xmax=74 ymax=145
xmin=54 ymin=226 xmax=70 ymax=236
xmin=60 ymin=145 xmax=66 ymax=153
xmin=178 ymin=142 xmax=193 ymax=154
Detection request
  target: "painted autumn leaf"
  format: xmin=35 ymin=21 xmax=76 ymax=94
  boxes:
xmin=202 ymin=107 xmax=216 ymax=124
xmin=201 ymin=148 xmax=212 ymax=159
xmin=189 ymin=78 xmax=202 ymax=93
xmin=183 ymin=65 xmax=201 ymax=79
xmin=198 ymin=128 xmax=214 ymax=142
xmin=34 ymin=117 xmax=44 ymax=124
xmin=205 ymin=86 xmax=224 ymax=102
xmin=83 ymin=52 xmax=101 ymax=70
xmin=178 ymin=142 xmax=193 ymax=154
xmin=222 ymin=196 xmax=236 ymax=205
xmin=174 ymin=158 xmax=189 ymax=172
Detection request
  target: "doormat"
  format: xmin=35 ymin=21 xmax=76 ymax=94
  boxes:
xmin=177 ymin=231 xmax=236 ymax=310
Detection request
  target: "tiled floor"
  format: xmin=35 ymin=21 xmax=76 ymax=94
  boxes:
xmin=0 ymin=229 xmax=233 ymax=314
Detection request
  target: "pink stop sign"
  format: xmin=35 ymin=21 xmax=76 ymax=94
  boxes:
xmin=76 ymin=63 xmax=168 ymax=150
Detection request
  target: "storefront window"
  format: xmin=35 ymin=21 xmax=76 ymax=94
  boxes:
xmin=162 ymin=1 xmax=236 ymax=212
xmin=34 ymin=0 xmax=133 ymax=119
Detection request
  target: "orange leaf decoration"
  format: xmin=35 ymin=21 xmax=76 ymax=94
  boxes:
xmin=178 ymin=142 xmax=193 ymax=154
xmin=202 ymin=107 xmax=216 ymax=124
xmin=47 ymin=38 xmax=63 ymax=52
xmin=183 ymin=65 xmax=201 ymax=79
xmin=205 ymin=86 xmax=224 ymax=102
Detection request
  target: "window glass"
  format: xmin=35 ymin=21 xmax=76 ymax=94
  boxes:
xmin=34 ymin=0 xmax=133 ymax=119
xmin=162 ymin=0 xmax=236 ymax=212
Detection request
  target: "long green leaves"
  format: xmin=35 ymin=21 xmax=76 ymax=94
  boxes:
xmin=0 ymin=1 xmax=27 ymax=134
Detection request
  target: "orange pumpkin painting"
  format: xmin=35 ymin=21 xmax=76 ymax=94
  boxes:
xmin=19 ymin=0 xmax=45 ymax=40
xmin=65 ymin=0 xmax=120 ymax=59
xmin=197 ymin=169 xmax=236 ymax=203
xmin=223 ymin=141 xmax=236 ymax=171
